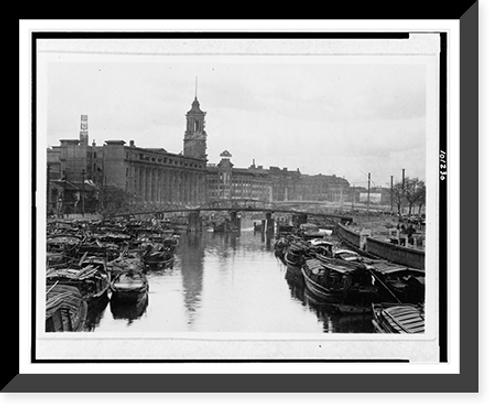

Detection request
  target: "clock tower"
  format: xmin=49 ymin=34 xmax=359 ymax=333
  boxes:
xmin=183 ymin=94 xmax=207 ymax=160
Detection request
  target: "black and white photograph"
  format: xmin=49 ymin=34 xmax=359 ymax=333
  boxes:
xmin=33 ymin=33 xmax=443 ymax=363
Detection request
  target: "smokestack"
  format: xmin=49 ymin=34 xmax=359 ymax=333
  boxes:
xmin=79 ymin=115 xmax=89 ymax=146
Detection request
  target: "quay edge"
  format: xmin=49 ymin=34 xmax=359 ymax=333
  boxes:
xmin=336 ymin=223 xmax=425 ymax=270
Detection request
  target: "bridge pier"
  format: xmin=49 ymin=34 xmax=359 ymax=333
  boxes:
xmin=264 ymin=212 xmax=275 ymax=235
xmin=229 ymin=211 xmax=241 ymax=230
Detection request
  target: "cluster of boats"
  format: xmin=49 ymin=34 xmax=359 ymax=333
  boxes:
xmin=45 ymin=219 xmax=179 ymax=332
xmin=44 ymin=216 xmax=425 ymax=335
xmin=274 ymin=223 xmax=425 ymax=334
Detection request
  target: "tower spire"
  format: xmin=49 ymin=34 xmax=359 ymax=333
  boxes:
xmin=195 ymin=76 xmax=198 ymax=99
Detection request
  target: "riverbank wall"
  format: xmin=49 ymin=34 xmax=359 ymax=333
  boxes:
xmin=336 ymin=223 xmax=425 ymax=270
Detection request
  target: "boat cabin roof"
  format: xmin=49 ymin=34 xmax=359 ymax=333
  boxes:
xmin=381 ymin=305 xmax=425 ymax=334
xmin=309 ymin=239 xmax=335 ymax=247
xmin=299 ymin=223 xmax=319 ymax=231
xmin=47 ymin=234 xmax=82 ymax=242
xmin=305 ymin=258 xmax=362 ymax=275
xmin=367 ymin=262 xmax=425 ymax=277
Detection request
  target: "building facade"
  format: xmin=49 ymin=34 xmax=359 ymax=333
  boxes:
xmin=47 ymin=93 xmax=351 ymax=214
xmin=183 ymin=95 xmax=207 ymax=160
xmin=206 ymin=152 xmax=271 ymax=202
xmin=47 ymin=97 xmax=208 ymax=211
xmin=205 ymin=152 xmax=350 ymax=205
xmin=87 ymin=140 xmax=206 ymax=205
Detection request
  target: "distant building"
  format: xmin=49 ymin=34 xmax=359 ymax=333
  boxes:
xmin=47 ymin=178 xmax=99 ymax=217
xmin=206 ymin=152 xmax=350 ymax=204
xmin=206 ymin=152 xmax=271 ymax=202
xmin=47 ymin=91 xmax=350 ymax=214
xmin=47 ymin=97 xmax=207 ymax=210
xmin=267 ymin=165 xmax=301 ymax=202
xmin=298 ymin=174 xmax=350 ymax=203
xmin=183 ymin=95 xmax=208 ymax=160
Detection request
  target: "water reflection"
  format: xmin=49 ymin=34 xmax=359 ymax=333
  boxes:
xmin=110 ymin=295 xmax=149 ymax=324
xmin=209 ymin=231 xmax=239 ymax=255
xmin=84 ymin=295 xmax=109 ymax=332
xmin=179 ymin=232 xmax=204 ymax=325
xmin=260 ymin=228 xmax=274 ymax=250
xmin=285 ymin=270 xmax=374 ymax=333
xmin=82 ymin=218 xmax=374 ymax=333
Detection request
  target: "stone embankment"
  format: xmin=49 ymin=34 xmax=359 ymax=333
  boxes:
xmin=336 ymin=213 xmax=426 ymax=270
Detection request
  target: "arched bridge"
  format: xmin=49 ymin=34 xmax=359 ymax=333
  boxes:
xmin=108 ymin=199 xmax=353 ymax=224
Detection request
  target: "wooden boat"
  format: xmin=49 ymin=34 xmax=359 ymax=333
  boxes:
xmin=77 ymin=240 xmax=121 ymax=260
xmin=284 ymin=242 xmax=313 ymax=279
xmin=276 ymin=223 xmax=294 ymax=237
xmin=161 ymin=235 xmax=179 ymax=253
xmin=143 ymin=250 xmax=174 ymax=269
xmin=332 ymin=249 xmax=363 ymax=262
xmin=106 ymin=255 xmax=145 ymax=280
xmin=307 ymin=238 xmax=364 ymax=263
xmin=298 ymin=223 xmax=325 ymax=240
xmin=45 ymin=284 xmax=88 ymax=332
xmin=142 ymin=243 xmax=174 ymax=269
xmin=46 ymin=233 xmax=82 ymax=256
xmin=95 ymin=232 xmax=132 ymax=247
xmin=46 ymin=264 xmax=110 ymax=302
xmin=364 ymin=261 xmax=425 ymax=304
xmin=46 ymin=251 xmax=72 ymax=269
xmin=301 ymin=258 xmax=376 ymax=312
xmin=274 ymin=236 xmax=289 ymax=265
xmin=110 ymin=269 xmax=148 ymax=303
xmin=110 ymin=295 xmax=148 ymax=320
xmin=372 ymin=302 xmax=425 ymax=333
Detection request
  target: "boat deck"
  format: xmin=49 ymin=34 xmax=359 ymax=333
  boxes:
xmin=113 ymin=275 xmax=146 ymax=290
xmin=377 ymin=305 xmax=425 ymax=334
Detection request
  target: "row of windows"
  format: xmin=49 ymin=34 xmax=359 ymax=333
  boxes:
xmin=133 ymin=152 xmax=203 ymax=169
xmin=86 ymin=150 xmax=202 ymax=170
xmin=125 ymin=167 xmax=204 ymax=179
xmin=207 ymin=190 xmax=269 ymax=197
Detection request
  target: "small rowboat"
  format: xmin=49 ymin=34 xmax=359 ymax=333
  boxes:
xmin=142 ymin=244 xmax=174 ymax=269
xmin=372 ymin=302 xmax=425 ymax=334
xmin=110 ymin=270 xmax=148 ymax=303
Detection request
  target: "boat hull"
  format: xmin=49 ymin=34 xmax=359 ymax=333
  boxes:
xmin=110 ymin=273 xmax=149 ymax=303
xmin=110 ymin=288 xmax=147 ymax=302
xmin=301 ymin=259 xmax=376 ymax=313
xmin=302 ymin=268 xmax=341 ymax=302
xmin=143 ymin=254 xmax=174 ymax=269
xmin=46 ymin=285 xmax=88 ymax=332
xmin=372 ymin=303 xmax=425 ymax=334
xmin=285 ymin=258 xmax=304 ymax=281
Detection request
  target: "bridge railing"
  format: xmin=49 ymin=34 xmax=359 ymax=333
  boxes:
xmin=107 ymin=204 xmax=353 ymax=223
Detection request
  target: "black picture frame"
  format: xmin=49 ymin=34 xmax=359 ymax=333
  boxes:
xmin=6 ymin=8 xmax=479 ymax=393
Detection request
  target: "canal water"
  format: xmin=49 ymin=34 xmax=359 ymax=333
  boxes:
xmin=84 ymin=218 xmax=374 ymax=334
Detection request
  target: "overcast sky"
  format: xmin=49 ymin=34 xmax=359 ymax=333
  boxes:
xmin=44 ymin=44 xmax=430 ymax=188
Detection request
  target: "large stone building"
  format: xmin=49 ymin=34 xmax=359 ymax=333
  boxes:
xmin=47 ymin=92 xmax=350 ymax=214
xmin=205 ymin=151 xmax=350 ymax=204
xmin=47 ymin=96 xmax=208 ymax=214
xmin=206 ymin=152 xmax=271 ymax=202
